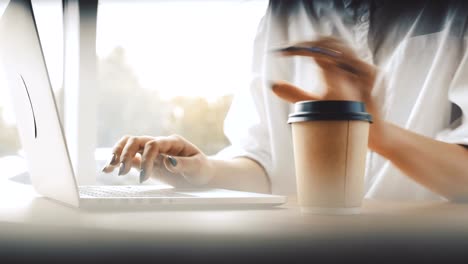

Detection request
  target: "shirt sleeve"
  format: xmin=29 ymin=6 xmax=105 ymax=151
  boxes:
xmin=215 ymin=14 xmax=274 ymax=177
xmin=215 ymin=6 xmax=296 ymax=181
xmin=436 ymin=38 xmax=468 ymax=146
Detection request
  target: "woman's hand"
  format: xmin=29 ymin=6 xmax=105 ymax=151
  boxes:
xmin=272 ymin=37 xmax=376 ymax=101
xmin=101 ymin=135 xmax=213 ymax=186
xmin=271 ymin=36 xmax=383 ymax=149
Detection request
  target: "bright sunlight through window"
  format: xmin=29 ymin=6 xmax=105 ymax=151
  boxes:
xmin=95 ymin=0 xmax=268 ymax=154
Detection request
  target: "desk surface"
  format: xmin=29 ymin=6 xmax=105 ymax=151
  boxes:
xmin=1 ymin=179 xmax=468 ymax=263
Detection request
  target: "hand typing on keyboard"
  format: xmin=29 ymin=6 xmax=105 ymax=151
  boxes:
xmin=101 ymin=135 xmax=213 ymax=186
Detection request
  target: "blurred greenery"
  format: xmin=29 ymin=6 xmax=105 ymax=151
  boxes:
xmin=167 ymin=95 xmax=232 ymax=154
xmin=0 ymin=46 xmax=232 ymax=158
xmin=97 ymin=46 xmax=232 ymax=155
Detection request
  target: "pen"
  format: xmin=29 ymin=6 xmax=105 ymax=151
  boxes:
xmin=272 ymin=46 xmax=360 ymax=75
xmin=273 ymin=46 xmax=342 ymax=57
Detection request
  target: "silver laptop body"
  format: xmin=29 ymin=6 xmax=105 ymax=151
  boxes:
xmin=0 ymin=0 xmax=286 ymax=208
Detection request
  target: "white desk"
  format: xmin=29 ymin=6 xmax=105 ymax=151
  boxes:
xmin=1 ymin=179 xmax=468 ymax=263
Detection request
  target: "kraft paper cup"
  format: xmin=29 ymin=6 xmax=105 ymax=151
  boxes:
xmin=288 ymin=100 xmax=372 ymax=215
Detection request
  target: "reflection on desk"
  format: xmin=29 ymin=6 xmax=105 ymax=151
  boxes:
xmin=1 ymin=179 xmax=468 ymax=263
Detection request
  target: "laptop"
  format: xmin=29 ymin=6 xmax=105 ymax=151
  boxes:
xmin=0 ymin=0 xmax=286 ymax=208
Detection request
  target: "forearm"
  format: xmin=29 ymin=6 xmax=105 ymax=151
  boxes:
xmin=370 ymin=121 xmax=468 ymax=201
xmin=205 ymin=157 xmax=271 ymax=194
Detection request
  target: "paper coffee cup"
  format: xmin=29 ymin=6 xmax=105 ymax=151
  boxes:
xmin=288 ymin=101 xmax=372 ymax=215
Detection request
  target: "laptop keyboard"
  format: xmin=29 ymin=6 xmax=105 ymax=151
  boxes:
xmin=79 ymin=186 xmax=194 ymax=198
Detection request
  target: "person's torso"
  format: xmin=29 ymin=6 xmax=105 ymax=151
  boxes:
xmin=266 ymin=0 xmax=467 ymax=200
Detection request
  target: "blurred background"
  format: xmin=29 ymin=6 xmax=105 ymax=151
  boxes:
xmin=0 ymin=0 xmax=268 ymax=184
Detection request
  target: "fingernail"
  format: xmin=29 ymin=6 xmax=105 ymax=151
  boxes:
xmin=139 ymin=169 xmax=146 ymax=184
xmin=270 ymin=47 xmax=288 ymax=53
xmin=118 ymin=162 xmax=125 ymax=176
xmin=101 ymin=166 xmax=107 ymax=173
xmin=110 ymin=153 xmax=117 ymax=165
xmin=268 ymin=80 xmax=276 ymax=90
xmin=168 ymin=156 xmax=177 ymax=167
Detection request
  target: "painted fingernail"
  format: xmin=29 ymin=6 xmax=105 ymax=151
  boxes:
xmin=139 ymin=169 xmax=146 ymax=184
xmin=271 ymin=47 xmax=287 ymax=53
xmin=110 ymin=153 xmax=117 ymax=165
xmin=268 ymin=80 xmax=277 ymax=90
xmin=118 ymin=162 xmax=125 ymax=176
xmin=168 ymin=156 xmax=177 ymax=167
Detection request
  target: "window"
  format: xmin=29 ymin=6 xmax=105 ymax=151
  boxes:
xmin=0 ymin=0 xmax=268 ymax=183
xmin=96 ymin=0 xmax=267 ymax=154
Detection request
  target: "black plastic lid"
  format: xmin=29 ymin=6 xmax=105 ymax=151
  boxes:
xmin=287 ymin=100 xmax=372 ymax=123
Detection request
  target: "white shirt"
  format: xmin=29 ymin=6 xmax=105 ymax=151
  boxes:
xmin=218 ymin=1 xmax=468 ymax=201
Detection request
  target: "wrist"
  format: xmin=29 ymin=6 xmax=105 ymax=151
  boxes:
xmin=197 ymin=156 xmax=216 ymax=185
xmin=368 ymin=119 xmax=394 ymax=155
xmin=180 ymin=155 xmax=216 ymax=186
xmin=207 ymin=157 xmax=219 ymax=182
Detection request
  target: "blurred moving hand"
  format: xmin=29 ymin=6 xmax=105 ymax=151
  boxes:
xmin=271 ymin=36 xmax=377 ymax=102
xmin=271 ymin=36 xmax=382 ymax=149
